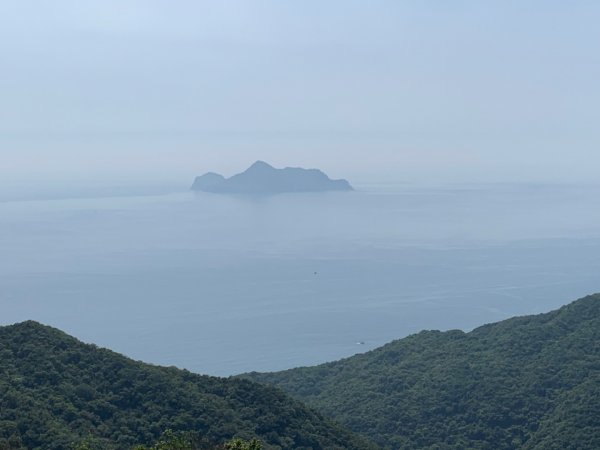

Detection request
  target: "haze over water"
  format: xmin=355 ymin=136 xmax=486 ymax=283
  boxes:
xmin=2 ymin=182 xmax=599 ymax=375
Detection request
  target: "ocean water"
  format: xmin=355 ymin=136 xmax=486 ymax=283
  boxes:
xmin=1 ymin=183 xmax=600 ymax=375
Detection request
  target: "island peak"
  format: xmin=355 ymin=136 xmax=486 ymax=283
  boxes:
xmin=247 ymin=160 xmax=275 ymax=170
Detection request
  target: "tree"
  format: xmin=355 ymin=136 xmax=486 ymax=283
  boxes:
xmin=133 ymin=430 xmax=193 ymax=450
xmin=224 ymin=438 xmax=263 ymax=450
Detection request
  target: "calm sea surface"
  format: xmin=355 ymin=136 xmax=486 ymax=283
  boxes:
xmin=1 ymin=183 xmax=600 ymax=375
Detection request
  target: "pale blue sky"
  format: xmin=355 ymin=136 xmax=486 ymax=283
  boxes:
xmin=1 ymin=1 xmax=599 ymax=184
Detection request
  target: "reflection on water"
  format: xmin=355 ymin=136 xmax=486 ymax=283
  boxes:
xmin=1 ymin=184 xmax=599 ymax=375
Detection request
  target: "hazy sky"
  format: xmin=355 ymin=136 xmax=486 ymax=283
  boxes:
xmin=1 ymin=1 xmax=599 ymax=185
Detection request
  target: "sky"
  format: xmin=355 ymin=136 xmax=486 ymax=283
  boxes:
xmin=0 ymin=1 xmax=599 ymax=187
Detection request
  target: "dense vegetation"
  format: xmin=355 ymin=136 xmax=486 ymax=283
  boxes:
xmin=74 ymin=429 xmax=262 ymax=450
xmin=246 ymin=294 xmax=600 ymax=449
xmin=0 ymin=321 xmax=376 ymax=450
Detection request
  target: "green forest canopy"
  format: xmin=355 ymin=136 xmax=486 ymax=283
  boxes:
xmin=246 ymin=294 xmax=600 ymax=450
xmin=0 ymin=321 xmax=375 ymax=450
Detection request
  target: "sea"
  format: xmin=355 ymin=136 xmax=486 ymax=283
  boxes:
xmin=1 ymin=182 xmax=599 ymax=376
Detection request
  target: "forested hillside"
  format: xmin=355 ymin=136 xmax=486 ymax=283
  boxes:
xmin=0 ymin=322 xmax=376 ymax=450
xmin=246 ymin=294 xmax=600 ymax=449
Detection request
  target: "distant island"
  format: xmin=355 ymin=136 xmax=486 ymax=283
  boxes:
xmin=191 ymin=161 xmax=353 ymax=194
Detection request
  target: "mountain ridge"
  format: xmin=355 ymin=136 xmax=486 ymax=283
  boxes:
xmin=244 ymin=294 xmax=600 ymax=449
xmin=0 ymin=320 xmax=376 ymax=450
